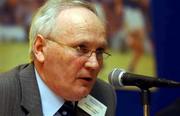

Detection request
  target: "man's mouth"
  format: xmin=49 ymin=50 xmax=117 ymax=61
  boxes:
xmin=77 ymin=77 xmax=94 ymax=83
xmin=78 ymin=77 xmax=93 ymax=81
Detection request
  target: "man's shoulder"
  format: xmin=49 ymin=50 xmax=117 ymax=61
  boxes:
xmin=91 ymin=79 xmax=116 ymax=102
xmin=93 ymin=79 xmax=114 ymax=91
xmin=92 ymin=78 xmax=116 ymax=97
xmin=0 ymin=63 xmax=30 ymax=91
xmin=91 ymin=79 xmax=117 ymax=116
xmin=0 ymin=66 xmax=20 ymax=83
xmin=0 ymin=64 xmax=32 ymax=115
xmin=0 ymin=64 xmax=28 ymax=80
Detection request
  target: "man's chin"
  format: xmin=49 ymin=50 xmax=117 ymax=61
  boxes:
xmin=74 ymin=87 xmax=91 ymax=101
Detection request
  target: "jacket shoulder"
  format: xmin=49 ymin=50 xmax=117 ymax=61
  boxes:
xmin=0 ymin=64 xmax=30 ymax=100
xmin=0 ymin=64 xmax=29 ymax=88
xmin=91 ymin=79 xmax=117 ymax=116
xmin=0 ymin=64 xmax=28 ymax=115
xmin=0 ymin=66 xmax=21 ymax=92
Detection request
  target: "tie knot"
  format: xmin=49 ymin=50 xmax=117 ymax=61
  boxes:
xmin=64 ymin=101 xmax=74 ymax=108
xmin=58 ymin=101 xmax=74 ymax=116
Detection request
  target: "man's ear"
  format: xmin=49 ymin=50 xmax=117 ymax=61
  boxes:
xmin=33 ymin=34 xmax=46 ymax=63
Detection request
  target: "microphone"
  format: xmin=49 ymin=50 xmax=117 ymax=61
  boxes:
xmin=108 ymin=68 xmax=180 ymax=89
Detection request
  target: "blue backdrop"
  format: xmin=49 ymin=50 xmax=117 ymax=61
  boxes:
xmin=116 ymin=0 xmax=180 ymax=115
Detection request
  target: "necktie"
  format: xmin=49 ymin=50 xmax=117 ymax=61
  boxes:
xmin=58 ymin=101 xmax=74 ymax=116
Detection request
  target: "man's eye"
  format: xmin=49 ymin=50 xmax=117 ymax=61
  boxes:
xmin=76 ymin=45 xmax=89 ymax=53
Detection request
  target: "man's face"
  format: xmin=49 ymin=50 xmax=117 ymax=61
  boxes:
xmin=36 ymin=7 xmax=107 ymax=101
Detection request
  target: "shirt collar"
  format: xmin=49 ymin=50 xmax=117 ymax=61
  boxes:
xmin=35 ymin=68 xmax=64 ymax=116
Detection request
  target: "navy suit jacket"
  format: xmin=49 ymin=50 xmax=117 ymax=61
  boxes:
xmin=0 ymin=63 xmax=116 ymax=116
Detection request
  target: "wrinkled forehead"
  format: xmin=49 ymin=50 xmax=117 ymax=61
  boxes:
xmin=51 ymin=7 xmax=106 ymax=40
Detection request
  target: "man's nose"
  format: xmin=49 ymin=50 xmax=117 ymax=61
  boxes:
xmin=84 ymin=52 xmax=100 ymax=70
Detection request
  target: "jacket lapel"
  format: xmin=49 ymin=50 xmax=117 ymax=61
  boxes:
xmin=18 ymin=64 xmax=108 ymax=116
xmin=19 ymin=63 xmax=43 ymax=116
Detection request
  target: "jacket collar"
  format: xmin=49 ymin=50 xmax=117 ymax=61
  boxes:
xmin=19 ymin=63 xmax=43 ymax=116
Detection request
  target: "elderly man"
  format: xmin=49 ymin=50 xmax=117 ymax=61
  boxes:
xmin=0 ymin=0 xmax=116 ymax=116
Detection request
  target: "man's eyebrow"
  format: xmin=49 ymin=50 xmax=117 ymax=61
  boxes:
xmin=71 ymin=40 xmax=108 ymax=48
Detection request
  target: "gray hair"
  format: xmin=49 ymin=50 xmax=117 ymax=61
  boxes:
xmin=29 ymin=0 xmax=101 ymax=60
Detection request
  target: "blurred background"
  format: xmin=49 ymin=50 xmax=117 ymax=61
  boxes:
xmin=0 ymin=0 xmax=180 ymax=116
xmin=0 ymin=0 xmax=154 ymax=78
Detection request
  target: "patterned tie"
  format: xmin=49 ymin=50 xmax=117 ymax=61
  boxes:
xmin=58 ymin=101 xmax=74 ymax=116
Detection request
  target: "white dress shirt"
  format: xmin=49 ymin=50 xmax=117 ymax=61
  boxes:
xmin=35 ymin=68 xmax=65 ymax=116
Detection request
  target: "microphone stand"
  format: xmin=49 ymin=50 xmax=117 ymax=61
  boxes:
xmin=140 ymin=88 xmax=151 ymax=116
